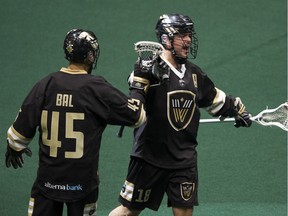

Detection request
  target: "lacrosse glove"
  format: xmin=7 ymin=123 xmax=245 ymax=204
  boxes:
xmin=5 ymin=141 xmax=32 ymax=169
xmin=128 ymin=63 xmax=153 ymax=93
xmin=152 ymin=56 xmax=170 ymax=81
xmin=233 ymin=97 xmax=252 ymax=128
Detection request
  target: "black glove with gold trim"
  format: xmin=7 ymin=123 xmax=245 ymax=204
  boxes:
xmin=128 ymin=63 xmax=153 ymax=93
xmin=233 ymin=97 xmax=252 ymax=128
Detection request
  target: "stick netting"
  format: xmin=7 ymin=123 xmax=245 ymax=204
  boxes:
xmin=134 ymin=41 xmax=164 ymax=71
xmin=256 ymin=103 xmax=288 ymax=131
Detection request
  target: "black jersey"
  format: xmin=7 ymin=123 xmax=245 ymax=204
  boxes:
xmin=7 ymin=68 xmax=146 ymax=202
xmin=131 ymin=61 xmax=236 ymax=169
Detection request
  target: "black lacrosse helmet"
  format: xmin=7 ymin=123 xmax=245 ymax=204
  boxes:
xmin=155 ymin=14 xmax=198 ymax=63
xmin=63 ymin=29 xmax=100 ymax=69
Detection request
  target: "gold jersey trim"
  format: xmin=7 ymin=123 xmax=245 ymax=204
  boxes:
xmin=7 ymin=126 xmax=31 ymax=151
xmin=206 ymin=87 xmax=226 ymax=115
xmin=60 ymin=67 xmax=88 ymax=74
xmin=133 ymin=104 xmax=147 ymax=128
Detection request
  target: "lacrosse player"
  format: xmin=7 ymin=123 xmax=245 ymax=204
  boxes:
xmin=5 ymin=29 xmax=150 ymax=216
xmin=109 ymin=14 xmax=252 ymax=216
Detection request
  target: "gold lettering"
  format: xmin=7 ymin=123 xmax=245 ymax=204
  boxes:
xmin=69 ymin=95 xmax=73 ymax=107
xmin=128 ymin=98 xmax=140 ymax=111
xmin=56 ymin=94 xmax=62 ymax=106
xmin=63 ymin=94 xmax=69 ymax=107
xmin=56 ymin=94 xmax=74 ymax=107
xmin=135 ymin=189 xmax=151 ymax=203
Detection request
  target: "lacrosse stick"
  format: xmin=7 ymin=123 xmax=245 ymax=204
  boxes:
xmin=117 ymin=41 xmax=165 ymax=138
xmin=200 ymin=102 xmax=288 ymax=132
xmin=134 ymin=41 xmax=165 ymax=72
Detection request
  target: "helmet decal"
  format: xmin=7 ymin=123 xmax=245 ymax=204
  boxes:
xmin=66 ymin=43 xmax=74 ymax=54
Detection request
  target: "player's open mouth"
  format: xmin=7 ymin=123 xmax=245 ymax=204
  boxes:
xmin=182 ymin=47 xmax=189 ymax=55
xmin=182 ymin=45 xmax=190 ymax=50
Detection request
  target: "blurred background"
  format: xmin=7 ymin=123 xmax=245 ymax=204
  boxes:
xmin=0 ymin=0 xmax=286 ymax=215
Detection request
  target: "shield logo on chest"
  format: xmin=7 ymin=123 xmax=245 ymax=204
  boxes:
xmin=167 ymin=90 xmax=196 ymax=131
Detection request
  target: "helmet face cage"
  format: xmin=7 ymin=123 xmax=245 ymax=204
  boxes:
xmin=63 ymin=29 xmax=100 ymax=69
xmin=155 ymin=14 xmax=198 ymax=60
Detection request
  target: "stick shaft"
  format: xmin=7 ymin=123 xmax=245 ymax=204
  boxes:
xmin=117 ymin=126 xmax=125 ymax=138
xmin=200 ymin=118 xmax=235 ymax=123
xmin=200 ymin=117 xmax=257 ymax=123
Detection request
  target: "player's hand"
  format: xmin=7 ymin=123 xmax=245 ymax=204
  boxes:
xmin=233 ymin=97 xmax=252 ymax=128
xmin=128 ymin=63 xmax=153 ymax=93
xmin=5 ymin=142 xmax=32 ymax=169
xmin=152 ymin=56 xmax=170 ymax=80
xmin=136 ymin=56 xmax=154 ymax=73
xmin=234 ymin=111 xmax=252 ymax=128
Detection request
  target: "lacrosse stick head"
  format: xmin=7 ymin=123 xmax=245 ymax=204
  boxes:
xmin=134 ymin=41 xmax=164 ymax=72
xmin=253 ymin=102 xmax=288 ymax=131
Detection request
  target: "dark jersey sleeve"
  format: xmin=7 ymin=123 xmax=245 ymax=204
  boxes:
xmin=12 ymin=78 xmax=48 ymax=139
xmin=88 ymin=76 xmax=146 ymax=127
xmin=197 ymin=72 xmax=217 ymax=108
xmin=192 ymin=64 xmax=238 ymax=117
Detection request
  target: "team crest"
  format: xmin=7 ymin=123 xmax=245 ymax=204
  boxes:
xmin=167 ymin=90 xmax=196 ymax=131
xmin=180 ymin=182 xmax=195 ymax=201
